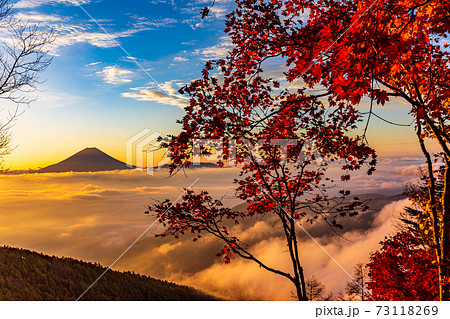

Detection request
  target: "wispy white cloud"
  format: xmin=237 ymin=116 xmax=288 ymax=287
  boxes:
xmin=48 ymin=24 xmax=148 ymax=53
xmin=6 ymin=11 xmax=170 ymax=55
xmin=193 ymin=35 xmax=233 ymax=60
xmin=122 ymin=89 xmax=185 ymax=106
xmin=181 ymin=40 xmax=197 ymax=45
xmin=149 ymin=0 xmax=177 ymax=6
xmin=86 ymin=61 xmax=101 ymax=67
xmin=14 ymin=0 xmax=91 ymax=8
xmin=14 ymin=12 xmax=65 ymax=22
xmin=208 ymin=3 xmax=230 ymax=19
xmin=0 ymin=22 xmax=147 ymax=56
xmin=133 ymin=16 xmax=178 ymax=28
xmin=96 ymin=66 xmax=135 ymax=84
xmin=122 ymin=80 xmax=188 ymax=108
xmin=173 ymin=56 xmax=188 ymax=62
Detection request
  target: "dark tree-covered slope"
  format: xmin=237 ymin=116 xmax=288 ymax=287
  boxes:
xmin=0 ymin=246 xmax=217 ymax=301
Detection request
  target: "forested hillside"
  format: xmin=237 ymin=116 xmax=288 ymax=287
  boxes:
xmin=0 ymin=246 xmax=217 ymax=301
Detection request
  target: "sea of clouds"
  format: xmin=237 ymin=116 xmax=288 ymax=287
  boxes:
xmin=0 ymin=156 xmax=424 ymax=299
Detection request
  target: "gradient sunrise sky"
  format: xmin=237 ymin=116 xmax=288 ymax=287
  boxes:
xmin=2 ymin=0 xmax=424 ymax=170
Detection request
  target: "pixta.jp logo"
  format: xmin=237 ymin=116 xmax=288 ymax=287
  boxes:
xmin=127 ymin=129 xmax=324 ymax=175
xmin=126 ymin=129 xmax=170 ymax=175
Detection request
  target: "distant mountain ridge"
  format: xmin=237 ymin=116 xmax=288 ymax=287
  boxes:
xmin=0 ymin=147 xmax=221 ymax=174
xmin=38 ymin=147 xmax=219 ymax=173
xmin=0 ymin=246 xmax=218 ymax=301
xmin=39 ymin=147 xmax=131 ymax=173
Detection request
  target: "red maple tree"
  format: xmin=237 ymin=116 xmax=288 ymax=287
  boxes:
xmin=208 ymin=0 xmax=449 ymax=299
xmin=151 ymin=0 xmax=449 ymax=300
xmin=151 ymin=97 xmax=374 ymax=299
xmin=367 ymin=232 xmax=439 ymax=301
xmin=149 ymin=2 xmax=378 ymax=300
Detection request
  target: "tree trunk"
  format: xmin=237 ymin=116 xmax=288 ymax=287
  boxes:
xmin=291 ymin=219 xmax=307 ymax=300
xmin=298 ymin=265 xmax=307 ymax=300
xmin=361 ymin=275 xmax=365 ymax=301
xmin=294 ymin=276 xmax=307 ymax=301
xmin=417 ymin=126 xmax=450 ymax=300
xmin=438 ymin=262 xmax=450 ymax=300
xmin=439 ymin=159 xmax=450 ymax=300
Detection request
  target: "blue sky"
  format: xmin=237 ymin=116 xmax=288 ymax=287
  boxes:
xmin=2 ymin=0 xmax=238 ymax=168
xmin=2 ymin=0 xmax=423 ymax=169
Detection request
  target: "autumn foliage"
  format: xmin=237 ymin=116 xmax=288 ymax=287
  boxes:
xmin=152 ymin=0 xmax=378 ymax=301
xmin=151 ymin=0 xmax=450 ymax=300
xmin=215 ymin=0 xmax=450 ymax=299
xmin=367 ymin=232 xmax=439 ymax=301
